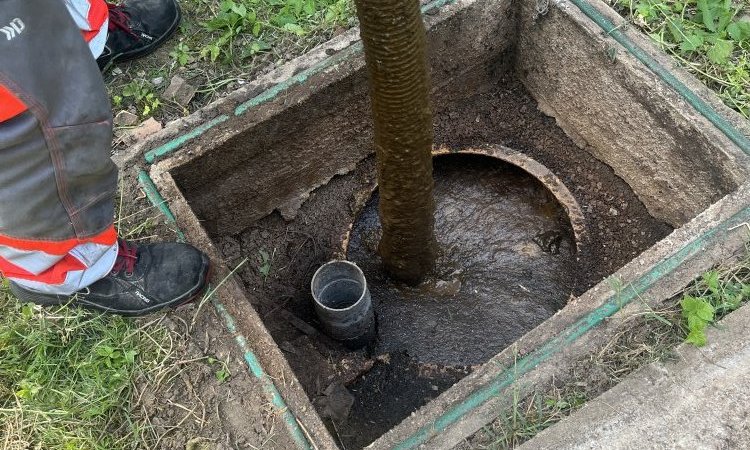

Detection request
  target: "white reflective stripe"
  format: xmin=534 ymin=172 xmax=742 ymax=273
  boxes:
xmin=63 ymin=0 xmax=93 ymax=30
xmin=9 ymin=242 xmax=118 ymax=295
xmin=0 ymin=245 xmax=64 ymax=275
xmin=86 ymin=18 xmax=108 ymax=58
xmin=63 ymin=0 xmax=108 ymax=58
xmin=0 ymin=241 xmax=113 ymax=276
xmin=69 ymin=241 xmax=115 ymax=267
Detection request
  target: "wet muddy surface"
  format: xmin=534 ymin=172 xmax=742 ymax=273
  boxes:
xmin=210 ymin=77 xmax=672 ymax=449
xmin=433 ymin=76 xmax=675 ymax=287
xmin=348 ymin=155 xmax=576 ymax=366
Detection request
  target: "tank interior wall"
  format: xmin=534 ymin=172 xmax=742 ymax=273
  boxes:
xmin=171 ymin=0 xmax=517 ymax=237
xmin=171 ymin=0 xmax=749 ymax=234
xmin=515 ymin=0 xmax=750 ymax=227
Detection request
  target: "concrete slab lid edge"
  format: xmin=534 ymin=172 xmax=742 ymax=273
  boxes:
xmin=515 ymin=300 xmax=750 ymax=448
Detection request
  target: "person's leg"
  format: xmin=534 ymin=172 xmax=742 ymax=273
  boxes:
xmin=0 ymin=0 xmax=209 ymax=315
xmin=64 ymin=0 xmax=110 ymax=59
xmin=0 ymin=0 xmax=118 ymax=293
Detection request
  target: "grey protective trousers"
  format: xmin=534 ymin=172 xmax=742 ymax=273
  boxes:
xmin=0 ymin=0 xmax=118 ymax=292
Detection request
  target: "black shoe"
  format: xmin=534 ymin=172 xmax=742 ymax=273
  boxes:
xmin=97 ymin=0 xmax=182 ymax=70
xmin=10 ymin=239 xmax=210 ymax=317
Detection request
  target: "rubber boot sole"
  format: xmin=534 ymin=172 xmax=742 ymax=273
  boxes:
xmin=9 ymin=257 xmax=211 ymax=317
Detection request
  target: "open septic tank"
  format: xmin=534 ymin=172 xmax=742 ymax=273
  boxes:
xmin=135 ymin=0 xmax=750 ymax=447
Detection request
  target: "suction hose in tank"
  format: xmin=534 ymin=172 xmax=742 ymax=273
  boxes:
xmin=354 ymin=0 xmax=437 ymax=283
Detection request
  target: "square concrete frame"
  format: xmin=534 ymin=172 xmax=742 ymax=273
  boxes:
xmin=124 ymin=0 xmax=750 ymax=447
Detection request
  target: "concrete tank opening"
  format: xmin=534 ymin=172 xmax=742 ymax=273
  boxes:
xmin=203 ymin=147 xmax=664 ymax=448
xmin=146 ymin=0 xmax=750 ymax=446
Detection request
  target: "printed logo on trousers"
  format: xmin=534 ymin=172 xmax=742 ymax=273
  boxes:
xmin=1 ymin=18 xmax=25 ymax=41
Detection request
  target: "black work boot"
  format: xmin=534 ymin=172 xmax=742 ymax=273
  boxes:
xmin=10 ymin=239 xmax=210 ymax=317
xmin=97 ymin=0 xmax=182 ymax=70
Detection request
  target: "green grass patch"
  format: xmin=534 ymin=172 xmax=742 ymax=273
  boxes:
xmin=107 ymin=0 xmax=355 ymax=123
xmin=0 ymin=286 xmax=176 ymax=450
xmin=475 ymin=387 xmax=587 ymax=449
xmin=677 ymin=249 xmax=750 ymax=345
xmin=610 ymin=0 xmax=750 ymax=117
xmin=195 ymin=0 xmax=352 ymax=64
xmin=113 ymin=80 xmax=162 ymax=118
xmin=0 ymin=177 xmax=188 ymax=450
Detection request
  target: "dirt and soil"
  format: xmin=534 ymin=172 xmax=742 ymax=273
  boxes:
xmin=202 ymin=75 xmax=673 ymax=448
xmin=135 ymin=307 xmax=299 ymax=450
xmin=116 ymin=171 xmax=299 ymax=450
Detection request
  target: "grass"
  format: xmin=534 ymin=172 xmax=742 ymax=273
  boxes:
xmin=107 ymin=0 xmax=356 ymax=126
xmin=2 ymin=0 xmax=357 ymax=445
xmin=609 ymin=0 xmax=750 ymax=118
xmin=464 ymin=241 xmax=750 ymax=449
xmin=0 ymin=183 xmax=188 ymax=450
xmin=0 ymin=290 xmax=179 ymax=450
xmin=472 ymin=384 xmax=587 ymax=449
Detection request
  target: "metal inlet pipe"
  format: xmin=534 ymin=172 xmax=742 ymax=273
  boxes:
xmin=311 ymin=260 xmax=376 ymax=348
xmin=354 ymin=0 xmax=437 ymax=283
